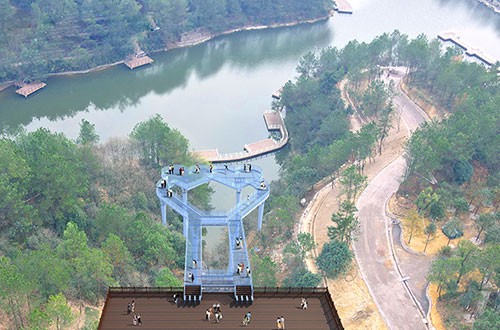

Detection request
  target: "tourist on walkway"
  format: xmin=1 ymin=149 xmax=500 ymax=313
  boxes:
xmin=137 ymin=314 xmax=142 ymax=325
xmin=214 ymin=311 xmax=222 ymax=323
xmin=242 ymin=312 xmax=251 ymax=326
xmin=280 ymin=316 xmax=285 ymax=329
xmin=301 ymin=298 xmax=308 ymax=310
xmin=173 ymin=293 xmax=179 ymax=305
xmin=132 ymin=314 xmax=138 ymax=326
xmin=131 ymin=300 xmax=135 ymax=313
xmin=127 ymin=302 xmax=132 ymax=315
xmin=246 ymin=267 xmax=251 ymax=277
xmin=192 ymin=259 xmax=197 ymax=269
xmin=276 ymin=316 xmax=282 ymax=329
xmin=205 ymin=308 xmax=211 ymax=321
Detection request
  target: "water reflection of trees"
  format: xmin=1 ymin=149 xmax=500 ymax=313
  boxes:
xmin=0 ymin=21 xmax=331 ymax=134
xmin=203 ymin=227 xmax=229 ymax=271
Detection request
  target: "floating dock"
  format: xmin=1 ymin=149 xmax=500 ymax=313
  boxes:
xmin=438 ymin=31 xmax=496 ymax=66
xmin=124 ymin=55 xmax=154 ymax=69
xmin=15 ymin=82 xmax=46 ymax=97
xmin=334 ymin=0 xmax=353 ymax=14
xmin=272 ymin=87 xmax=283 ymax=99
xmin=193 ymin=111 xmax=288 ymax=163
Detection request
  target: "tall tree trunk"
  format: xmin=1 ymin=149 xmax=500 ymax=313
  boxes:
xmin=423 ymin=232 xmax=430 ymax=252
xmin=8 ymin=296 xmax=20 ymax=330
xmin=476 ymin=227 xmax=484 ymax=241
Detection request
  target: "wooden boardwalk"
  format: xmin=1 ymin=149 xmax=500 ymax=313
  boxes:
xmin=98 ymin=287 xmax=343 ymax=330
xmin=438 ymin=31 xmax=495 ymax=66
xmin=124 ymin=55 xmax=154 ymax=69
xmin=193 ymin=111 xmax=288 ymax=163
xmin=15 ymin=82 xmax=46 ymax=97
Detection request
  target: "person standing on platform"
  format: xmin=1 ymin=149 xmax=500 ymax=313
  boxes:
xmin=242 ymin=312 xmax=251 ymax=326
xmin=301 ymin=298 xmax=308 ymax=310
xmin=280 ymin=316 xmax=285 ymax=329
xmin=215 ymin=311 xmax=222 ymax=323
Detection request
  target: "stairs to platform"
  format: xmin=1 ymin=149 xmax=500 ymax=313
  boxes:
xmin=184 ymin=285 xmax=202 ymax=305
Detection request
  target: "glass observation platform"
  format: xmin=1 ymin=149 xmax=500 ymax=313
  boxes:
xmin=156 ymin=163 xmax=270 ymax=304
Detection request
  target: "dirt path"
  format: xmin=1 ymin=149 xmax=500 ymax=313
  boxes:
xmin=299 ymin=68 xmax=432 ymax=329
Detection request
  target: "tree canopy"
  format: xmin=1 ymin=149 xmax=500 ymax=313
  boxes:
xmin=0 ymin=0 xmax=333 ymax=82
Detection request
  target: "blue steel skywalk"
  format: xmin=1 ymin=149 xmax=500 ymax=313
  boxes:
xmin=156 ymin=164 xmax=269 ymax=304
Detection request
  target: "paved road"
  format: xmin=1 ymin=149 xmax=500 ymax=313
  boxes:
xmin=353 ymin=68 xmax=429 ymax=330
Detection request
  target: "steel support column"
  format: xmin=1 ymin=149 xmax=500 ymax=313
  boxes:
xmin=161 ymin=200 xmax=167 ymax=226
xmin=257 ymin=203 xmax=265 ymax=231
xmin=183 ymin=189 xmax=189 ymax=237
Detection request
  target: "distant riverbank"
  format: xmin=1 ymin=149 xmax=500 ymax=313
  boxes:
xmin=0 ymin=13 xmax=332 ymax=94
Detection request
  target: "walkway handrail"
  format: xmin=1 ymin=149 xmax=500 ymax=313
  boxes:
xmin=193 ymin=110 xmax=288 ymax=163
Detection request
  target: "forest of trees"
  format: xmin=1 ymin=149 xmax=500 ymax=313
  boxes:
xmin=0 ymin=0 xmax=332 ymax=83
xmin=268 ymin=31 xmax=499 ymax=328
xmin=0 ymin=115 xmax=200 ymax=328
xmin=1 ymin=25 xmax=499 ymax=328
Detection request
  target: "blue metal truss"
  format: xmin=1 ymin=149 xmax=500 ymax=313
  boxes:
xmin=156 ymin=164 xmax=269 ymax=302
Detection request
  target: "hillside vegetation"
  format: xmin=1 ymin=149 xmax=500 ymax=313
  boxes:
xmin=0 ymin=115 xmax=204 ymax=329
xmin=0 ymin=0 xmax=332 ymax=83
xmin=266 ymin=31 xmax=499 ymax=328
xmin=0 ymin=27 xmax=498 ymax=328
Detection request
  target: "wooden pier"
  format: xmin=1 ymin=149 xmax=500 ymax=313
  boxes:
xmin=438 ymin=31 xmax=496 ymax=66
xmin=272 ymin=87 xmax=283 ymax=99
xmin=334 ymin=0 xmax=353 ymax=14
xmin=15 ymin=82 xmax=46 ymax=97
xmin=124 ymin=55 xmax=154 ymax=69
xmin=193 ymin=111 xmax=288 ymax=163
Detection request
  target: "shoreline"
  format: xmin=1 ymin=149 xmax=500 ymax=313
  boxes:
xmin=0 ymin=14 xmax=333 ymax=94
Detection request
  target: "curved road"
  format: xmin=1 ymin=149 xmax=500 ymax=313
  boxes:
xmin=353 ymin=68 xmax=429 ymax=330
